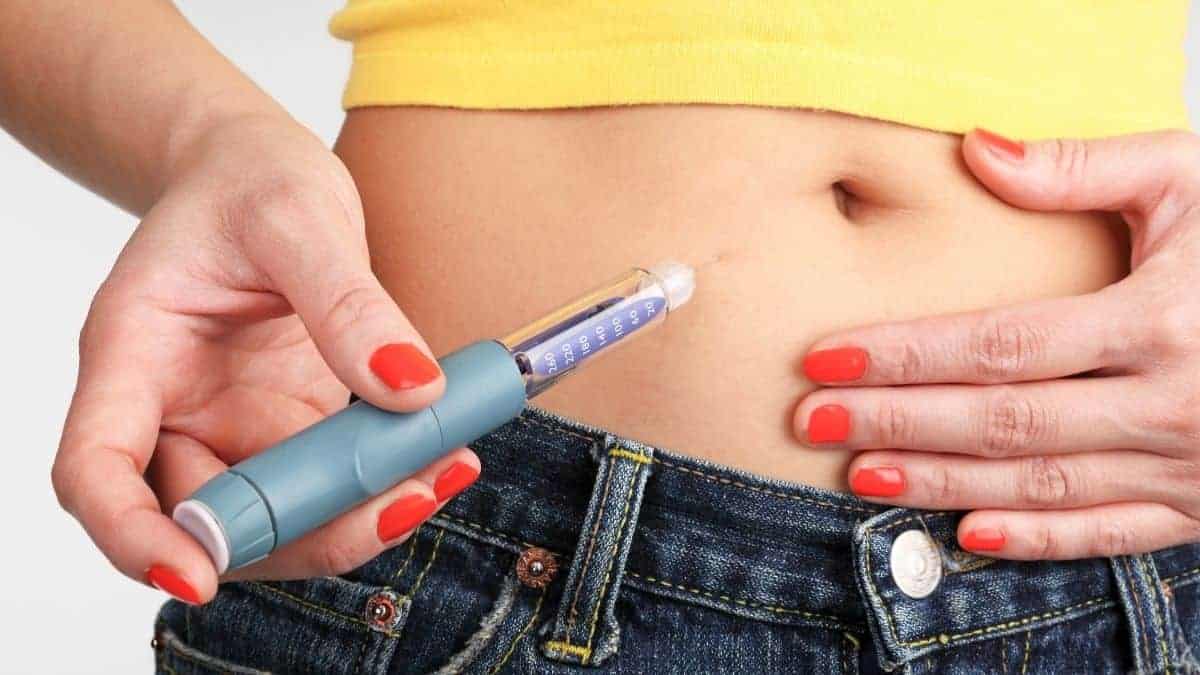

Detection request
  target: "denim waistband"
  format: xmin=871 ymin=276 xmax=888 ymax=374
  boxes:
xmin=355 ymin=406 xmax=1200 ymax=670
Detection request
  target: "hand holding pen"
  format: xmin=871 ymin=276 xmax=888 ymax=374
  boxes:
xmin=50 ymin=116 xmax=475 ymax=605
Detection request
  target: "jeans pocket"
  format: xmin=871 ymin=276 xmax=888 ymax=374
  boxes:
xmin=379 ymin=522 xmax=568 ymax=674
xmin=155 ymin=626 xmax=272 ymax=675
xmin=156 ymin=575 xmax=409 ymax=675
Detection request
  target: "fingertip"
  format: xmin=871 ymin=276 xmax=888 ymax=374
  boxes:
xmin=433 ymin=449 xmax=481 ymax=502
xmin=369 ymin=342 xmax=443 ymax=391
xmin=802 ymin=346 xmax=869 ymax=384
xmin=142 ymin=528 xmax=222 ymax=605
xmin=956 ymin=521 xmax=1008 ymax=554
xmin=356 ymin=371 xmax=446 ymax=413
xmin=377 ymin=483 xmax=438 ymax=544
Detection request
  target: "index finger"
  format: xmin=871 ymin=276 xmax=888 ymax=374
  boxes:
xmin=52 ymin=303 xmax=219 ymax=602
xmin=802 ymin=286 xmax=1132 ymax=386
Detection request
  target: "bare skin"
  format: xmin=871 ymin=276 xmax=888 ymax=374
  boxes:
xmin=336 ymin=105 xmax=1128 ymax=492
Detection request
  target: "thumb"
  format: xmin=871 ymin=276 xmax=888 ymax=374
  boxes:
xmin=962 ymin=128 xmax=1200 ymax=224
xmin=237 ymin=183 xmax=445 ymax=412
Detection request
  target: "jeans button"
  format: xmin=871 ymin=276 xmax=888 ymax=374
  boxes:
xmin=364 ymin=590 xmax=402 ymax=630
xmin=516 ymin=547 xmax=559 ymax=589
xmin=890 ymin=529 xmax=943 ymax=598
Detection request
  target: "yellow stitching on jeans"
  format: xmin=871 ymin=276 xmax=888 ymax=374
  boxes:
xmin=877 ymin=512 xmax=956 ymax=533
xmin=432 ymin=512 xmax=857 ymax=627
xmin=248 ymin=582 xmax=400 ymax=637
xmin=862 ymin=524 xmax=905 ymax=650
xmin=583 ymin=457 xmax=643 ymax=655
xmin=392 ymin=532 xmax=421 ymax=581
xmin=903 ymin=598 xmax=1110 ymax=648
xmin=609 ymin=447 xmax=651 ymax=464
xmin=1020 ymin=630 xmax=1031 ymax=675
xmin=430 ymin=513 xmax=548 ymax=552
xmin=1163 ymin=565 xmax=1200 ymax=586
xmin=1124 ymin=556 xmax=1153 ymax=669
xmin=843 ymin=632 xmax=861 ymax=675
xmin=652 ymin=458 xmax=876 ymax=514
xmin=861 ymin=523 xmax=1110 ymax=649
xmin=624 ymin=571 xmax=847 ymax=624
xmin=490 ymin=588 xmax=548 ymax=674
xmin=1137 ymin=555 xmax=1173 ymax=675
xmin=409 ymin=528 xmax=445 ymax=598
xmin=518 ymin=414 xmax=602 ymax=446
xmin=544 ymin=640 xmax=591 ymax=660
xmin=565 ymin=458 xmax=617 ymax=630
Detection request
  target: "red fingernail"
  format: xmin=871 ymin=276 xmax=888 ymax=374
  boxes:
xmin=145 ymin=566 xmax=201 ymax=605
xmin=377 ymin=493 xmax=436 ymax=542
xmin=807 ymin=404 xmax=851 ymax=443
xmin=850 ymin=466 xmax=906 ymax=497
xmin=434 ymin=462 xmax=480 ymax=502
xmin=960 ymin=528 xmax=1006 ymax=551
xmin=803 ymin=347 xmax=869 ymax=382
xmin=369 ymin=343 xmax=441 ymax=390
xmin=975 ymin=128 xmax=1025 ymax=161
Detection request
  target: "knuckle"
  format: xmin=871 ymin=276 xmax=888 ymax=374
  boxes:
xmin=1050 ymin=138 xmax=1091 ymax=190
xmin=978 ymin=389 xmax=1058 ymax=456
xmin=233 ymin=174 xmax=314 ymax=223
xmin=1146 ymin=303 xmax=1200 ymax=359
xmin=222 ymin=174 xmax=349 ymax=245
xmin=1016 ymin=456 xmax=1075 ymax=507
xmin=894 ymin=341 xmax=926 ymax=384
xmin=874 ymin=400 xmax=915 ymax=447
xmin=925 ymin=464 xmax=960 ymax=505
xmin=967 ymin=317 xmax=1045 ymax=382
xmin=320 ymin=283 xmax=395 ymax=342
xmin=1029 ymin=525 xmax=1060 ymax=560
xmin=1091 ymin=520 xmax=1137 ymax=557
xmin=1153 ymin=392 xmax=1200 ymax=444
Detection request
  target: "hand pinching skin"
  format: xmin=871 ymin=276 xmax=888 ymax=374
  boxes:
xmin=796 ymin=128 xmax=1200 ymax=560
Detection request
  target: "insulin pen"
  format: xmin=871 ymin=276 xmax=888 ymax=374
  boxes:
xmin=174 ymin=261 xmax=695 ymax=573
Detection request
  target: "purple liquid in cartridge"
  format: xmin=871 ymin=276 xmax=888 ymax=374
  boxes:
xmin=516 ymin=295 xmax=667 ymax=378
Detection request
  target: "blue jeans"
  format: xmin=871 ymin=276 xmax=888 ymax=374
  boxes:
xmin=155 ymin=407 xmax=1200 ymax=673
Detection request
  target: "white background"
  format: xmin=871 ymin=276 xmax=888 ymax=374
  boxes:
xmin=0 ymin=3 xmax=1197 ymax=673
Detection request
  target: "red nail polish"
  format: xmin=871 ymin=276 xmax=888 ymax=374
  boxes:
xmin=961 ymin=528 xmax=1006 ymax=551
xmin=146 ymin=565 xmax=201 ymax=605
xmin=377 ymin=493 xmax=436 ymax=542
xmin=808 ymin=405 xmax=851 ymax=443
xmin=975 ymin=128 xmax=1026 ymax=161
xmin=850 ymin=466 xmax=905 ymax=497
xmin=369 ymin=343 xmax=441 ymax=390
xmin=434 ymin=462 xmax=480 ymax=502
xmin=803 ymin=347 xmax=869 ymax=382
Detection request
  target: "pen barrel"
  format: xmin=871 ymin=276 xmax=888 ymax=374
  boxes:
xmin=179 ymin=340 xmax=527 ymax=571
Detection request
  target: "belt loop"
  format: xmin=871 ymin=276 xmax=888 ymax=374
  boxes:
xmin=1110 ymin=553 xmax=1176 ymax=673
xmin=541 ymin=436 xmax=654 ymax=666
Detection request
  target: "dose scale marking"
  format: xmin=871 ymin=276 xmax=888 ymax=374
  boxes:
xmin=519 ymin=290 xmax=667 ymax=377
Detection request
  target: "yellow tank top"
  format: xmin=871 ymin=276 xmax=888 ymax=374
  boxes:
xmin=329 ymin=1 xmax=1190 ymax=139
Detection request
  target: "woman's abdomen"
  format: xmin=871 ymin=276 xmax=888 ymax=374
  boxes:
xmin=334 ymin=105 xmax=1127 ymax=491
